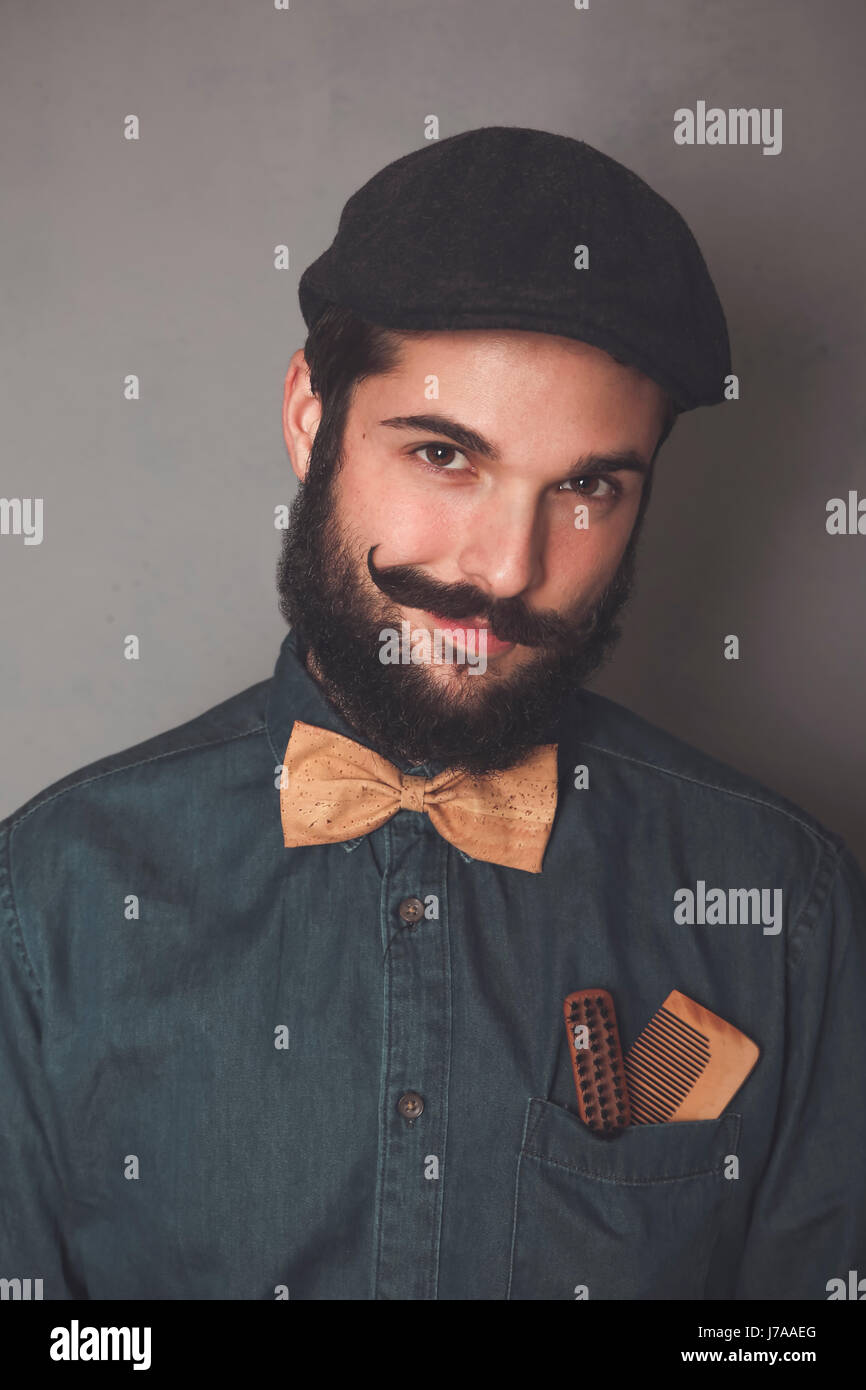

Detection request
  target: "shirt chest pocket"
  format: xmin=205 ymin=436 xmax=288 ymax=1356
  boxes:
xmin=507 ymin=1097 xmax=741 ymax=1300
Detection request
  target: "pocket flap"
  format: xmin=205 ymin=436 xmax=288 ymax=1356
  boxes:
xmin=522 ymin=1097 xmax=741 ymax=1183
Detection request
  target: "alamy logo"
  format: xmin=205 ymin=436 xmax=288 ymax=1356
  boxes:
xmin=826 ymin=491 xmax=866 ymax=534
xmin=0 ymin=1276 xmax=43 ymax=1299
xmin=378 ymin=620 xmax=487 ymax=674
xmin=49 ymin=1320 xmax=152 ymax=1370
xmin=674 ymin=880 xmax=783 ymax=935
xmin=0 ymin=497 xmax=43 ymax=544
xmin=826 ymin=1270 xmax=866 ymax=1300
xmin=674 ymin=102 xmax=782 ymax=156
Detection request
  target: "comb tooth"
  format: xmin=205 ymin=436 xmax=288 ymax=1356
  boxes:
xmin=645 ymin=1010 xmax=710 ymax=1047
xmin=644 ymin=1017 xmax=710 ymax=1068
xmin=631 ymin=1028 xmax=711 ymax=1078
xmin=625 ymin=1065 xmax=690 ymax=1108
xmin=656 ymin=1004 xmax=714 ymax=1048
xmin=631 ymin=1101 xmax=673 ymax=1125
xmin=630 ymin=1089 xmax=672 ymax=1116
xmin=627 ymin=1040 xmax=703 ymax=1093
xmin=629 ymin=1060 xmax=701 ymax=1101
xmin=627 ymin=1026 xmax=704 ymax=1069
xmin=652 ymin=1006 xmax=711 ymax=1041
xmin=631 ymin=1044 xmax=705 ymax=1088
xmin=622 ymin=1050 xmax=697 ymax=1095
xmin=644 ymin=1017 xmax=711 ymax=1056
xmin=643 ymin=1013 xmax=711 ymax=1060
xmin=630 ymin=1064 xmax=703 ymax=1105
xmin=625 ymin=1069 xmax=690 ymax=1114
xmin=631 ymin=1084 xmax=678 ymax=1117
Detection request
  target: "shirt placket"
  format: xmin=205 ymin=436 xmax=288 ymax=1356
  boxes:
xmin=370 ymin=806 xmax=452 ymax=1300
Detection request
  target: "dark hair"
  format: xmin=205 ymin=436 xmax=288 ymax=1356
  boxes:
xmin=302 ymin=302 xmax=676 ymax=467
xmin=301 ymin=303 xmax=409 ymax=460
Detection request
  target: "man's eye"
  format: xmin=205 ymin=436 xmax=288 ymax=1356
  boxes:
xmin=559 ymin=474 xmax=622 ymax=499
xmin=412 ymin=443 xmax=470 ymax=471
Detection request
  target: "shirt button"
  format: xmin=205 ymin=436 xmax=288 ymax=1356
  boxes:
xmin=397 ymin=1091 xmax=424 ymax=1120
xmin=398 ymin=896 xmax=425 ymax=925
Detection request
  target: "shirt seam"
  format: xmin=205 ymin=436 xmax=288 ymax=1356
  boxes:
xmin=574 ymin=739 xmax=842 ymax=854
xmin=520 ymin=1149 xmax=727 ymax=1184
xmin=786 ymin=840 xmax=849 ymax=976
xmin=0 ymin=824 xmax=41 ymax=998
xmin=3 ymin=724 xmax=269 ymax=836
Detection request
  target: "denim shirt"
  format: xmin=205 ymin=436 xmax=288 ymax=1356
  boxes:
xmin=1 ymin=626 xmax=864 ymax=1301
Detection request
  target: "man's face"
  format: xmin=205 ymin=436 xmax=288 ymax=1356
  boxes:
xmin=278 ymin=328 xmax=667 ymax=774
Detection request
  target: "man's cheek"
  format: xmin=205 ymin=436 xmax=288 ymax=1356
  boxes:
xmin=564 ymin=522 xmax=630 ymax=578
xmin=369 ymin=518 xmax=452 ymax=565
xmin=550 ymin=532 xmax=604 ymax=594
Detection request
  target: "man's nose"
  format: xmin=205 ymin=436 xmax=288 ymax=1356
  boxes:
xmin=453 ymin=497 xmax=546 ymax=602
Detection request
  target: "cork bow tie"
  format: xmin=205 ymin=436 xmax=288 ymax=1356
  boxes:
xmin=279 ymin=720 xmax=559 ymax=874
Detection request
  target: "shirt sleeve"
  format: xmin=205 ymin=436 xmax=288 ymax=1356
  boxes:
xmin=733 ymin=842 xmax=866 ymax=1299
xmin=0 ymin=822 xmax=83 ymax=1299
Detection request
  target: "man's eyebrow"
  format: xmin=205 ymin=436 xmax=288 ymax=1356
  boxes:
xmin=561 ymin=452 xmax=649 ymax=479
xmin=378 ymin=413 xmax=650 ymax=476
xmin=379 ymin=414 xmax=499 ymax=460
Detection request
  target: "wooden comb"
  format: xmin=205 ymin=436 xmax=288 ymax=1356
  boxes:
xmin=563 ymin=988 xmax=631 ymax=1134
xmin=623 ymin=989 xmax=760 ymax=1123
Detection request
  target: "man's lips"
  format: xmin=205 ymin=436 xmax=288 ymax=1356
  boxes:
xmin=425 ymin=611 xmax=514 ymax=655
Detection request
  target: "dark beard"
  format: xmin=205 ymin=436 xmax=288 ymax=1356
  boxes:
xmin=276 ymin=425 xmax=646 ymax=775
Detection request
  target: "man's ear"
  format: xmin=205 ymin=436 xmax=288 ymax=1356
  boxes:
xmin=282 ymin=348 xmax=322 ymax=483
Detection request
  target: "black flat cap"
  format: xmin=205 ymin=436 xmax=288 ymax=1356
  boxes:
xmin=298 ymin=125 xmax=731 ymax=412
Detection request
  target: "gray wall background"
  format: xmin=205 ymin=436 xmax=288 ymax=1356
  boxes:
xmin=2 ymin=0 xmax=864 ymax=862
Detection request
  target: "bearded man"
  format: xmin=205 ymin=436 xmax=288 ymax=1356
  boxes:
xmin=1 ymin=127 xmax=864 ymax=1301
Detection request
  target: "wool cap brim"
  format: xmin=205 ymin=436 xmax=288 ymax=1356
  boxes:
xmin=298 ymin=125 xmax=731 ymax=412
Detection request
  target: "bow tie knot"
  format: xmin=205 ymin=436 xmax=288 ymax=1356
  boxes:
xmin=279 ymin=720 xmax=559 ymax=873
xmin=399 ymin=774 xmax=428 ymax=814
